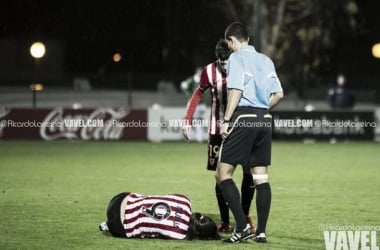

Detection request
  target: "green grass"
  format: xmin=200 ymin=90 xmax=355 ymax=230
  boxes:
xmin=0 ymin=141 xmax=379 ymax=250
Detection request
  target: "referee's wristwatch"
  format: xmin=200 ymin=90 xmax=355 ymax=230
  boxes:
xmin=223 ymin=119 xmax=230 ymax=124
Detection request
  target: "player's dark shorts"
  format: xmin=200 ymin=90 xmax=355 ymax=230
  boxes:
xmin=219 ymin=107 xmax=273 ymax=167
xmin=106 ymin=192 xmax=129 ymax=238
xmin=207 ymin=134 xmax=222 ymax=171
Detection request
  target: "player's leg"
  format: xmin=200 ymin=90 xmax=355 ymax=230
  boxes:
xmin=208 ymin=134 xmax=232 ymax=232
xmin=241 ymin=165 xmax=256 ymax=232
xmin=241 ymin=166 xmax=255 ymax=215
xmin=251 ymin=166 xmax=270 ymax=243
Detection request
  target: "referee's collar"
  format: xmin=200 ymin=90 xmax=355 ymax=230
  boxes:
xmin=239 ymin=44 xmax=256 ymax=53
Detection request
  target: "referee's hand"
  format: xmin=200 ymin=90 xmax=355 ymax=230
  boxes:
xmin=220 ymin=122 xmax=230 ymax=140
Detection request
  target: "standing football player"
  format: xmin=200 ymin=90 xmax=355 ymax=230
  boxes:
xmin=182 ymin=39 xmax=256 ymax=233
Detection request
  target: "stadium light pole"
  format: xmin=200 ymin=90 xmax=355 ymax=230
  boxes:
xmin=112 ymin=52 xmax=132 ymax=107
xmin=30 ymin=41 xmax=46 ymax=108
xmin=372 ymin=43 xmax=380 ymax=104
xmin=252 ymin=0 xmax=261 ymax=51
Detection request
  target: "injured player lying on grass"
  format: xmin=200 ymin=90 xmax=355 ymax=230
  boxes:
xmin=99 ymin=192 xmax=220 ymax=240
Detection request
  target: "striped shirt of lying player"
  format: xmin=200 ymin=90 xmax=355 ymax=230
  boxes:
xmin=99 ymin=192 xmax=220 ymax=240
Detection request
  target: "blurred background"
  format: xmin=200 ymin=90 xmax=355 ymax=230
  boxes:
xmin=0 ymin=0 xmax=379 ymax=141
xmin=0 ymin=0 xmax=379 ymax=107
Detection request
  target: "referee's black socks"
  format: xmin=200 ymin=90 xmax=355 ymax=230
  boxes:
xmin=219 ymin=179 xmax=247 ymax=232
xmin=255 ymin=182 xmax=271 ymax=234
xmin=241 ymin=173 xmax=255 ymax=216
xmin=215 ymin=182 xmax=230 ymax=224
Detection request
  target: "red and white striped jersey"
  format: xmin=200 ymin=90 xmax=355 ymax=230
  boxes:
xmin=123 ymin=193 xmax=192 ymax=240
xmin=184 ymin=62 xmax=227 ymax=135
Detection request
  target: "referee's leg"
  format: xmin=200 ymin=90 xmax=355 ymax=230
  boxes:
xmin=251 ymin=166 xmax=271 ymax=241
xmin=216 ymin=162 xmax=248 ymax=232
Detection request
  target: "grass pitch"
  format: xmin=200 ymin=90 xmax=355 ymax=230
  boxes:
xmin=0 ymin=141 xmax=379 ymax=250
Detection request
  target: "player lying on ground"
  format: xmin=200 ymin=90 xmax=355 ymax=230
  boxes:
xmin=99 ymin=192 xmax=220 ymax=240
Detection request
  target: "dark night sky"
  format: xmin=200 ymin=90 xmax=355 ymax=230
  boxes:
xmin=336 ymin=1 xmax=380 ymax=73
xmin=0 ymin=0 xmax=227 ymax=75
xmin=0 ymin=0 xmax=379 ymax=89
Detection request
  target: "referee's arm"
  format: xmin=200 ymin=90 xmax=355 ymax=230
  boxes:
xmin=223 ymin=89 xmax=242 ymax=121
xmin=268 ymin=91 xmax=284 ymax=111
xmin=220 ymin=88 xmax=242 ymax=139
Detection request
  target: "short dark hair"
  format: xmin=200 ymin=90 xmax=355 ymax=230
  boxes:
xmin=224 ymin=22 xmax=249 ymax=42
xmin=215 ymin=38 xmax=231 ymax=61
xmin=186 ymin=212 xmax=220 ymax=240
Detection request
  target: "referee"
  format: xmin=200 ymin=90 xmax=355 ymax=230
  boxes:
xmin=216 ymin=22 xmax=283 ymax=243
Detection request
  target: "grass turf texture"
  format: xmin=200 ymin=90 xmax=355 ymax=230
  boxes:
xmin=0 ymin=141 xmax=379 ymax=250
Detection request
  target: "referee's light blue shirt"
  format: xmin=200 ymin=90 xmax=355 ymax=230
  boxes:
xmin=226 ymin=45 xmax=283 ymax=109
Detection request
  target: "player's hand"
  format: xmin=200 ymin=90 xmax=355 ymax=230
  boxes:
xmin=220 ymin=122 xmax=230 ymax=140
xmin=182 ymin=125 xmax=192 ymax=141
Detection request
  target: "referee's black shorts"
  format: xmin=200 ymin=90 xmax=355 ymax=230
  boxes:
xmin=219 ymin=107 xmax=272 ymax=167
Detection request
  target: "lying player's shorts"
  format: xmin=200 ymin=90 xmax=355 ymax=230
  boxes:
xmin=219 ymin=107 xmax=272 ymax=167
xmin=207 ymin=134 xmax=222 ymax=171
xmin=106 ymin=192 xmax=129 ymax=238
